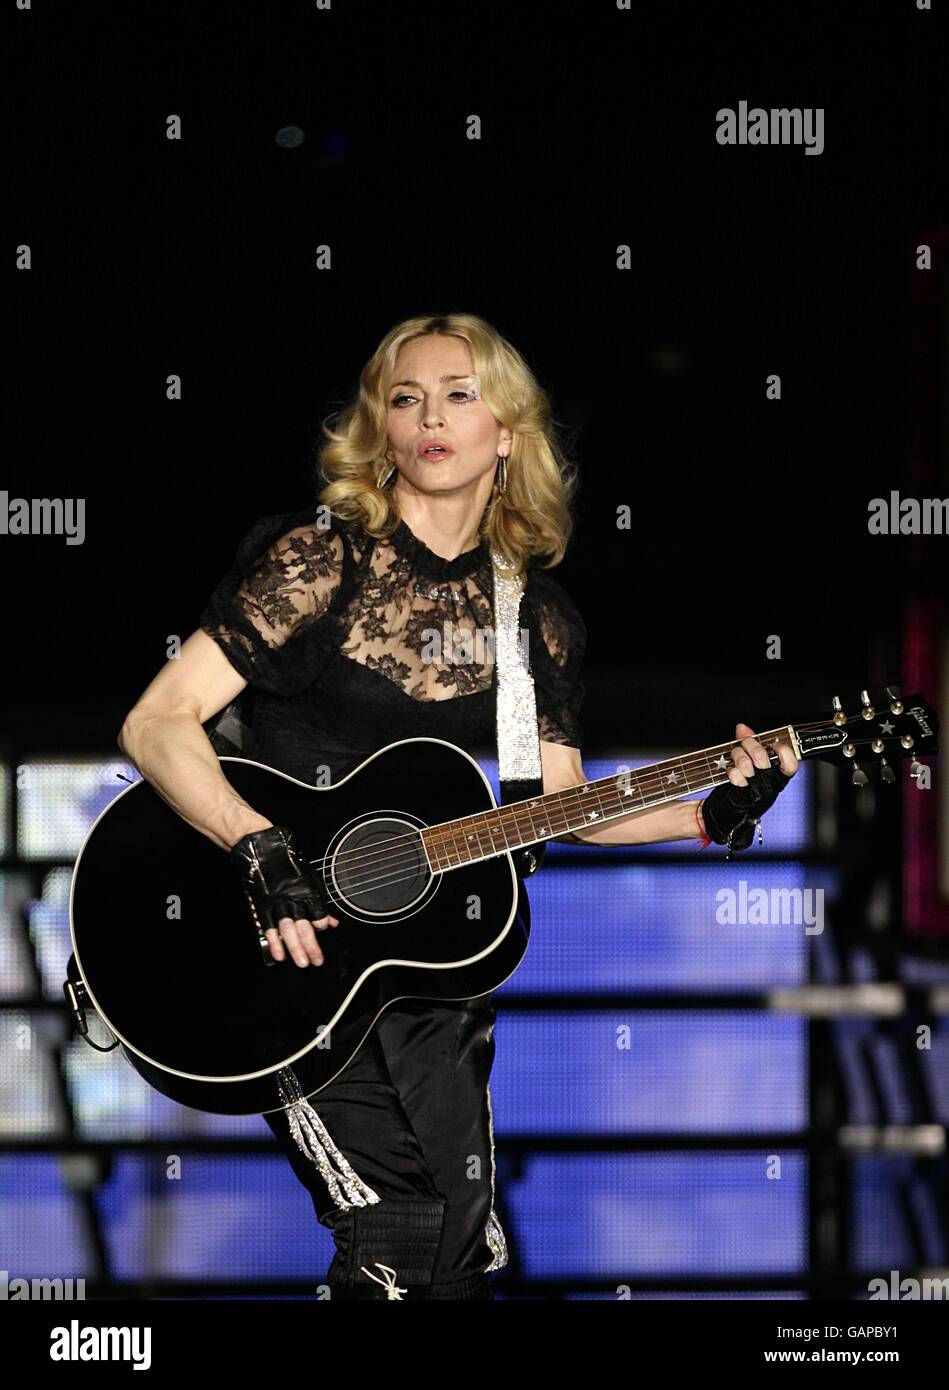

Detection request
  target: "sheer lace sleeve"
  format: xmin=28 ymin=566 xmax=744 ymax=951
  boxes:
xmin=524 ymin=568 xmax=587 ymax=749
xmin=199 ymin=510 xmax=345 ymax=696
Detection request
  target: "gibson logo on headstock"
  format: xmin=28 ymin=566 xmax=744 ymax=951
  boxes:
xmin=909 ymin=706 xmax=934 ymax=738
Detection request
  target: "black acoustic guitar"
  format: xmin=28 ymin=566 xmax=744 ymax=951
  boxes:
xmin=67 ymin=687 xmax=937 ymax=1116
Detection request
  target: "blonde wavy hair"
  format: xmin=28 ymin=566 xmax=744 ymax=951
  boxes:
xmin=314 ymin=312 xmax=580 ymax=575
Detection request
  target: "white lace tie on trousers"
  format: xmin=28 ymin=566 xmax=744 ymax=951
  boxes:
xmin=360 ymin=1262 xmax=408 ymax=1300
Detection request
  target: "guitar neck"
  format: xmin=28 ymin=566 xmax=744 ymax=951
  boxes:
xmin=420 ymin=726 xmax=799 ymax=871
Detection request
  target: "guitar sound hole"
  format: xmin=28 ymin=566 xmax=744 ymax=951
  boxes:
xmin=330 ymin=816 xmax=431 ymax=916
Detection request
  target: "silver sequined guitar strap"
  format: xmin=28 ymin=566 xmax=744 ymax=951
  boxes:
xmin=491 ymin=550 xmax=547 ymax=887
xmin=491 ymin=549 xmax=543 ymax=782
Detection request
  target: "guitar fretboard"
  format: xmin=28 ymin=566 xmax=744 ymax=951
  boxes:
xmin=420 ymin=727 xmax=795 ymax=870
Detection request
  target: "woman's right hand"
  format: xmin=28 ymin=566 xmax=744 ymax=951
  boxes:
xmin=228 ymin=824 xmax=339 ymax=967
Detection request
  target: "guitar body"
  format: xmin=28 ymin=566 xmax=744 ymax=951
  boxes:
xmin=69 ymin=688 xmax=938 ymax=1118
xmin=69 ymin=739 xmax=531 ymax=1115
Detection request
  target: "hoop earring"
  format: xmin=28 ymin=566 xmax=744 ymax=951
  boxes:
xmin=496 ymin=455 xmax=507 ymax=495
xmin=379 ymin=463 xmax=397 ymax=489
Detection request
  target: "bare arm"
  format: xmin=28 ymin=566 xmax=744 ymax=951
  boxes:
xmin=117 ymin=628 xmax=273 ymax=853
xmin=118 ymin=627 xmax=338 ymax=966
xmin=540 ymin=740 xmax=706 ymax=845
xmin=539 ymin=734 xmax=798 ymax=845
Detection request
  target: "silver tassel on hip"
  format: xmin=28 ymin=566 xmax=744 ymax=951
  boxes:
xmin=483 ymin=1080 xmax=509 ymax=1272
xmin=275 ymin=1066 xmax=381 ymax=1210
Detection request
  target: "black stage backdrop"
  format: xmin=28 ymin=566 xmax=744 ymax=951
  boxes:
xmin=7 ymin=0 xmax=947 ymax=757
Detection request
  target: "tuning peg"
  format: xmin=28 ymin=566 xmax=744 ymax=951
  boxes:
xmin=832 ymin=695 xmax=846 ymax=726
xmin=909 ymin=759 xmax=924 ymax=782
xmin=851 ymin=761 xmax=870 ymax=786
xmin=878 ymin=757 xmax=896 ymax=784
xmin=860 ymin=690 xmax=876 ymax=720
xmin=885 ymin=684 xmax=903 ymax=714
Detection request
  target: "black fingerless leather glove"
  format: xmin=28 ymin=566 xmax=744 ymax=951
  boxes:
xmin=700 ymin=764 xmax=792 ymax=853
xmin=229 ymin=825 xmax=330 ymax=935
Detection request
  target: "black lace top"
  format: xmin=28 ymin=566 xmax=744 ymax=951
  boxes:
xmin=199 ymin=507 xmax=587 ymax=783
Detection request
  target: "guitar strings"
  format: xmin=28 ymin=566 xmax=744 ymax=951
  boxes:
xmin=305 ymin=748 xmax=779 ymax=879
xmin=318 ymin=760 xmax=764 ymax=899
xmin=303 ymin=720 xmax=891 ymax=889
xmin=301 ymin=715 xmax=861 ymax=879
xmin=289 ymin=715 xmax=900 ymax=899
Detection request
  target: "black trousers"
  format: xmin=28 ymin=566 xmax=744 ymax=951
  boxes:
xmin=263 ymin=992 xmax=505 ymax=1300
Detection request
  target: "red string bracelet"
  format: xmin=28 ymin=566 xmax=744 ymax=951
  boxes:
xmin=694 ymin=799 xmax=713 ymax=849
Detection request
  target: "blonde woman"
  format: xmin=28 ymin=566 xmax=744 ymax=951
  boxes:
xmin=118 ymin=312 xmax=797 ymax=1300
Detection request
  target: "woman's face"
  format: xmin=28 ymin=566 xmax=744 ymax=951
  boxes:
xmin=384 ymin=335 xmax=511 ymax=496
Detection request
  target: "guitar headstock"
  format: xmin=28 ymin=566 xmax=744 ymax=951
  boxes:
xmin=793 ymin=686 xmax=939 ymax=786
